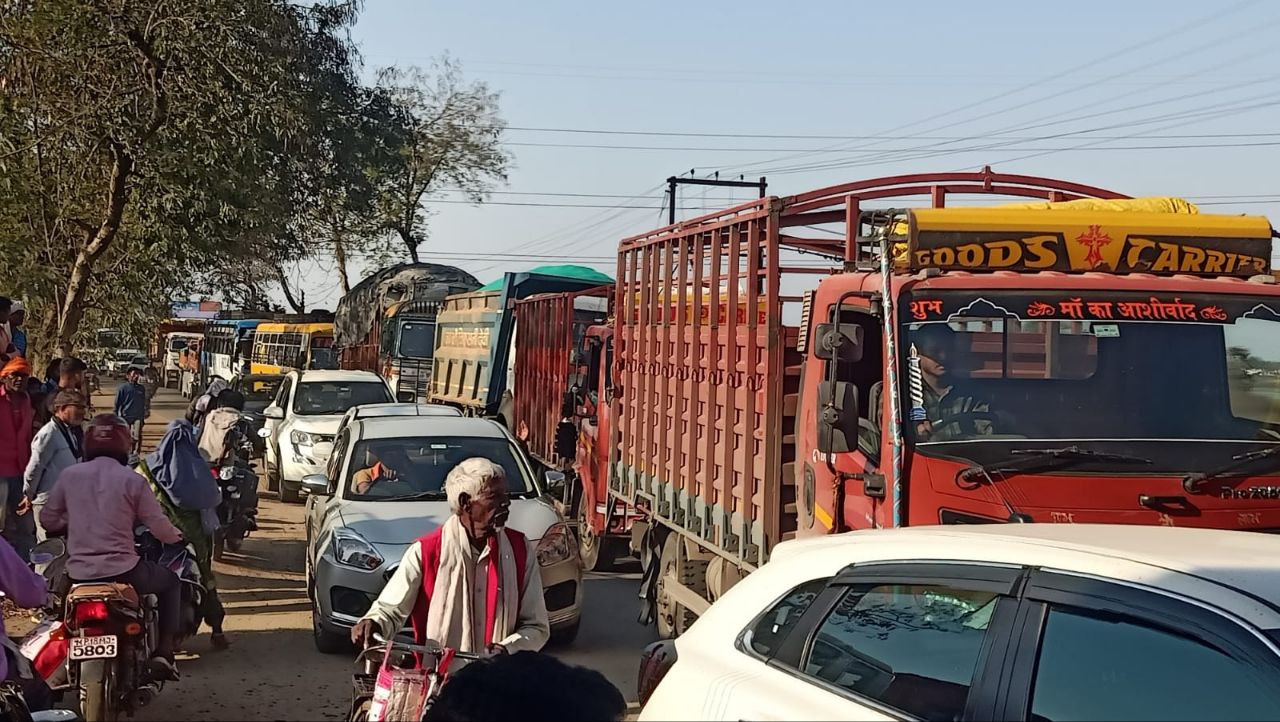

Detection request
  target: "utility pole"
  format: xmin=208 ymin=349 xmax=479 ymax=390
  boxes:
xmin=666 ymin=171 xmax=767 ymax=225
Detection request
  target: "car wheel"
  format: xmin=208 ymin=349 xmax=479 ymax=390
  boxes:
xmin=655 ymin=532 xmax=706 ymax=638
xmin=549 ymin=618 xmax=580 ymax=647
xmin=280 ymin=482 xmax=301 ymax=504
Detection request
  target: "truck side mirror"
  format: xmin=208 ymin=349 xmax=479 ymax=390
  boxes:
xmin=817 ymin=381 xmax=860 ymax=454
xmin=813 ymin=323 xmax=864 ymax=363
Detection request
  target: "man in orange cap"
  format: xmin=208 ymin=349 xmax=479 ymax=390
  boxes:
xmin=0 ymin=356 xmax=34 ymax=558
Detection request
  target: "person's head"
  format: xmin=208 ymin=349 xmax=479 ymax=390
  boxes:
xmin=126 ymin=366 xmax=141 ymax=384
xmin=9 ymin=301 xmax=24 ymax=328
xmin=215 ymin=388 xmax=245 ymax=411
xmin=0 ymin=296 xmax=11 ymax=325
xmin=84 ymin=413 xmax=131 ymax=465
xmin=1 ymin=356 xmax=31 ymax=393
xmin=445 ymin=457 xmax=510 ymax=541
xmin=59 ymin=357 xmax=86 ymax=388
xmin=913 ymin=324 xmax=958 ymax=382
xmin=44 ymin=358 xmax=62 ymax=384
xmin=425 ymin=651 xmax=626 ymax=722
xmin=52 ymin=389 xmax=88 ymax=426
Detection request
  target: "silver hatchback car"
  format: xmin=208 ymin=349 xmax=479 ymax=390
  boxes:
xmin=302 ymin=415 xmax=583 ymax=652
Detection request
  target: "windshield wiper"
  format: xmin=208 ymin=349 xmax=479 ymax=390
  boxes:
xmin=379 ymin=491 xmax=446 ymax=502
xmin=1182 ymin=446 xmax=1280 ymax=494
xmin=959 ymin=445 xmax=1153 ymax=485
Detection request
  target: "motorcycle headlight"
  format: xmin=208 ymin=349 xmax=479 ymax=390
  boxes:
xmin=290 ymin=430 xmax=314 ymax=446
xmin=536 ymin=522 xmax=576 ymax=567
xmin=219 ymin=466 xmax=236 ymax=481
xmin=332 ymin=529 xmax=384 ymax=571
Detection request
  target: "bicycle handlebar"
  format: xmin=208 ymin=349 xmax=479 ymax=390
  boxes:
xmin=368 ymin=632 xmax=486 ymax=662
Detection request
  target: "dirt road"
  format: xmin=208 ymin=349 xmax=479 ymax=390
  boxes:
xmin=100 ymin=386 xmax=655 ymax=720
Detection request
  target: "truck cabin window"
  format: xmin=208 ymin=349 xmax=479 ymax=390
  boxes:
xmin=397 ymin=321 xmax=436 ymax=359
xmin=903 ymin=294 xmax=1280 ymax=452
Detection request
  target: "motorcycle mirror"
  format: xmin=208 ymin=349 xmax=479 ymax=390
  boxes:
xmin=28 ymin=552 xmax=55 ymax=565
xmin=257 ymin=428 xmax=271 ymax=438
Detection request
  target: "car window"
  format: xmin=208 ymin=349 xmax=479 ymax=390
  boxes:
xmin=803 ymin=583 xmax=999 ymax=721
xmin=743 ymin=578 xmax=828 ymax=658
xmin=293 ymin=381 xmax=391 ymax=416
xmin=1030 ymin=606 xmax=1280 ymax=721
xmin=345 ymin=435 xmax=534 ymax=500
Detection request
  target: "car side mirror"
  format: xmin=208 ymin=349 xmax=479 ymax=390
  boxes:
xmin=301 ymin=474 xmax=331 ymax=497
xmin=813 ymin=323 xmax=864 ymax=362
xmin=263 ymin=406 xmax=284 ymax=421
xmin=543 ymin=470 xmax=568 ymax=503
xmin=817 ymin=381 xmax=860 ymax=454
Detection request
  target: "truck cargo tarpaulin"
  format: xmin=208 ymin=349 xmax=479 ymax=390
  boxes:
xmin=334 ymin=263 xmax=481 ymax=350
xmin=902 ymin=205 xmax=1273 ymax=277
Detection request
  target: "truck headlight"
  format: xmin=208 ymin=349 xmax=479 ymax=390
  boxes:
xmin=332 ymin=529 xmax=384 ymax=571
xmin=536 ymin=523 xmax=576 ymax=567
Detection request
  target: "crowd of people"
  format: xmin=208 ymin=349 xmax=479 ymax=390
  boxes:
xmin=0 ymin=304 xmax=625 ymax=718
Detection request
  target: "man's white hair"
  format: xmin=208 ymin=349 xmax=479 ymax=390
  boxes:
xmin=445 ymin=457 xmax=505 ymax=511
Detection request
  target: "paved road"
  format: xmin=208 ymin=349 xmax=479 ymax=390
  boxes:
xmin=100 ymin=386 xmax=656 ymax=720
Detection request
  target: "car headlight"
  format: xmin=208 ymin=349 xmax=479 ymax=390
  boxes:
xmin=332 ymin=529 xmax=385 ymax=571
xmin=536 ymin=522 xmax=576 ymax=567
xmin=290 ymin=430 xmax=314 ymax=446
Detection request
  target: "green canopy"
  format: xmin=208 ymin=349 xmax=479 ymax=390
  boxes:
xmin=478 ymin=264 xmax=614 ymax=292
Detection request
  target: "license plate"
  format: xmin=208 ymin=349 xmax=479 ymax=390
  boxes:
xmin=70 ymin=635 xmax=118 ymax=660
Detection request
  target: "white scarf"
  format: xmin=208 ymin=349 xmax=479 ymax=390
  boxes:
xmin=425 ymin=515 xmax=520 ymax=653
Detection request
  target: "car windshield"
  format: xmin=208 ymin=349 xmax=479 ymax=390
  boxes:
xmin=344 ymin=435 xmax=533 ymax=500
xmin=293 ymin=381 xmax=391 ymax=416
xmin=131 ymin=356 xmax=148 ymax=365
xmin=397 ymin=321 xmax=436 ymax=359
xmin=239 ymin=378 xmax=282 ymax=409
xmin=903 ymin=291 xmax=1280 ymax=447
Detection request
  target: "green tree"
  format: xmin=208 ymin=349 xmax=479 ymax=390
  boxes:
xmin=0 ymin=0 xmax=375 ymax=357
xmin=372 ymin=59 xmax=512 ymax=263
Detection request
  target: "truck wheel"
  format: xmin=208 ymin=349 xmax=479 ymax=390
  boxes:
xmin=655 ymin=533 xmax=707 ymax=638
xmin=576 ymin=498 xmax=617 ymax=572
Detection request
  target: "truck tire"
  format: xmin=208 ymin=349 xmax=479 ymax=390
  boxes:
xmin=79 ymin=659 xmax=117 ymax=722
xmin=655 ymin=533 xmax=708 ymax=638
xmin=576 ymin=497 xmax=618 ymax=572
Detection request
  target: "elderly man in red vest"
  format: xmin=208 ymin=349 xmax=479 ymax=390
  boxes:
xmin=351 ymin=457 xmax=549 ymax=657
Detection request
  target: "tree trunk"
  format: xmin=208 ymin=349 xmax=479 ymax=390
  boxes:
xmin=334 ymin=236 xmax=351 ymax=294
xmin=273 ymin=264 xmax=305 ymax=313
xmin=55 ymin=143 xmax=133 ymax=357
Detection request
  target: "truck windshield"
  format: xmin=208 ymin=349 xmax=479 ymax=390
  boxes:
xmin=344 ymin=435 xmax=533 ymax=500
xmin=293 ymin=381 xmax=391 ymax=416
xmin=902 ymin=291 xmax=1280 ymax=448
xmin=168 ymin=337 xmax=189 ymax=351
xmin=397 ymin=321 xmax=436 ymax=359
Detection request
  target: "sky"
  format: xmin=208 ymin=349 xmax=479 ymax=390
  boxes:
xmin=280 ymin=0 xmax=1280 ymax=310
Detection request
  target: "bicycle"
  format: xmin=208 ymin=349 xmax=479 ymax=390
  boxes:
xmin=347 ymin=633 xmax=485 ymax=722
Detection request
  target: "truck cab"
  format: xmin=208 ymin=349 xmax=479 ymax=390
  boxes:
xmin=796 ymin=201 xmax=1280 ymax=535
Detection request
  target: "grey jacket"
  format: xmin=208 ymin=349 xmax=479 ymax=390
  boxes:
xmin=24 ymin=420 xmax=80 ymax=505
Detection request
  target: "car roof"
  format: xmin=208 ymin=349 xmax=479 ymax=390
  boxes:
xmin=293 ymin=369 xmax=384 ymax=384
xmin=352 ymin=415 xmax=509 ymax=440
xmin=764 ymin=525 xmax=1280 ymax=628
xmin=346 ymin=403 xmax=461 ymax=419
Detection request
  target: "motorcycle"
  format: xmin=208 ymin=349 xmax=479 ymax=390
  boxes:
xmin=22 ymin=533 xmax=205 ymax=722
xmin=211 ymin=416 xmax=260 ymax=561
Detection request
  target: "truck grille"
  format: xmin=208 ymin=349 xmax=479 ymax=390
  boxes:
xmin=395 ymin=360 xmax=433 ymax=402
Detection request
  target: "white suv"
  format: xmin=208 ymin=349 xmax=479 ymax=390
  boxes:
xmin=262 ymin=370 xmax=393 ymax=503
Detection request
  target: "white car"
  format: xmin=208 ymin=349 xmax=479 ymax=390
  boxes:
xmin=262 ymin=369 xmax=394 ymax=503
xmin=333 ymin=402 xmax=462 ymax=440
xmin=302 ymin=415 xmax=582 ymax=651
xmin=639 ymin=525 xmax=1280 ymax=721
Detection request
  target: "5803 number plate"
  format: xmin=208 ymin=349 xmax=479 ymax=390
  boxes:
xmin=70 ymin=635 xmax=117 ymax=660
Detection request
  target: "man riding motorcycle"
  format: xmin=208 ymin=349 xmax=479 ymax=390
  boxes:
xmin=39 ymin=414 xmax=184 ymax=679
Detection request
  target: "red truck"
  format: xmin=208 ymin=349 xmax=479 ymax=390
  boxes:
xmin=571 ymin=168 xmax=1280 ymax=638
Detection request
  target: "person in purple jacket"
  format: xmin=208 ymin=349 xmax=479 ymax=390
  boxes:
xmin=0 ymin=534 xmax=49 ymax=709
xmin=40 ymin=414 xmax=183 ymax=680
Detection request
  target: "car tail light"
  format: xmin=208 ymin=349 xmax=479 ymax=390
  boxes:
xmin=73 ymin=600 xmax=109 ymax=625
xmin=637 ymin=640 xmax=678 ymax=706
